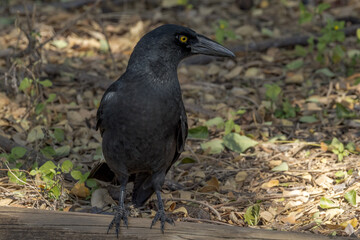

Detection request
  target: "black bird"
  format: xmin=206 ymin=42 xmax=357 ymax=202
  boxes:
xmin=96 ymin=24 xmax=234 ymax=236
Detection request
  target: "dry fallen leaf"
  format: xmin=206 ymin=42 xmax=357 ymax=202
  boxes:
xmin=261 ymin=179 xmax=279 ymax=189
xmin=229 ymin=211 xmax=241 ymax=225
xmin=281 ymin=212 xmax=297 ymax=224
xmin=235 ymin=171 xmax=247 ymax=183
xmin=173 ymin=206 xmax=188 ymax=217
xmin=260 ymin=210 xmax=274 ymax=222
xmin=199 ymin=176 xmax=220 ymax=192
xmin=70 ymin=182 xmax=90 ymax=198
xmin=340 ymin=218 xmax=358 ymax=229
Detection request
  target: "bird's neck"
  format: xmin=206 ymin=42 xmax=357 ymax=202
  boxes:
xmin=127 ymin=56 xmax=181 ymax=86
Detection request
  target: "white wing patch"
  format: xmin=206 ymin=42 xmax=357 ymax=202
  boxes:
xmin=103 ymin=91 xmax=116 ymax=102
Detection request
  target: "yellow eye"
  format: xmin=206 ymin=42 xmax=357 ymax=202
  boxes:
xmin=179 ymin=35 xmax=188 ymax=43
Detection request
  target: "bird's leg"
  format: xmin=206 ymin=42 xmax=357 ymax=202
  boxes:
xmin=150 ymin=191 xmax=175 ymax=233
xmin=107 ymin=177 xmax=128 ymax=238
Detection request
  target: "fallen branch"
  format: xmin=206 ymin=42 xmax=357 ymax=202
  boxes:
xmin=184 ymin=24 xmax=360 ymax=65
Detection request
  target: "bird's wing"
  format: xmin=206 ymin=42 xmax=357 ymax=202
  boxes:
xmin=96 ymin=83 xmax=118 ymax=135
xmin=176 ymin=103 xmax=188 ymax=153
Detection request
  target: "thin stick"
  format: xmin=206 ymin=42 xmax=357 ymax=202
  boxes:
xmin=181 ymin=217 xmax=234 ymax=227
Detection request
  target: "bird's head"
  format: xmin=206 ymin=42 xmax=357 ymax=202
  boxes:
xmin=129 ymin=24 xmax=235 ymax=69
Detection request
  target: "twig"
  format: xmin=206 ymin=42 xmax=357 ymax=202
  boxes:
xmin=95 ymin=17 xmax=118 ymax=74
xmin=164 ymin=197 xmax=222 ymax=221
xmin=181 ymin=217 xmax=234 ymax=227
xmin=184 ymin=24 xmax=360 ymax=65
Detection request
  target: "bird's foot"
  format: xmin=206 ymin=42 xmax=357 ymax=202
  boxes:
xmin=107 ymin=206 xmax=129 ymax=238
xmin=150 ymin=209 xmax=174 ymax=233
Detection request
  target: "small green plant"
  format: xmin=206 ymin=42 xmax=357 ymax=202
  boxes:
xmin=29 ymin=160 xmax=72 ymax=199
xmin=244 ymin=204 xmax=260 ymax=226
xmin=296 ymin=3 xmax=351 ymax=64
xmin=298 ymin=2 xmax=331 ymax=24
xmin=19 ymin=77 xmax=56 ymax=117
xmin=335 ymin=103 xmax=357 ymax=119
xmin=328 ymin=138 xmax=349 ymax=162
xmin=2 ymin=144 xmax=96 ymax=200
xmin=0 ymin=146 xmax=27 ymax=163
xmin=187 ymin=109 xmax=258 ymax=155
xmin=176 ymin=0 xmax=193 ymax=9
xmin=264 ymin=83 xmax=299 ymax=118
xmin=214 ymin=20 xmax=235 ymax=44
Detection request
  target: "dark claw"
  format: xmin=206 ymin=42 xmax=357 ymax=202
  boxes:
xmin=107 ymin=206 xmax=128 ymax=238
xmin=150 ymin=210 xmax=174 ymax=233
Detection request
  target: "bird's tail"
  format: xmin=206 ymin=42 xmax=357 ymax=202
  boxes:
xmin=132 ymin=173 xmax=155 ymax=207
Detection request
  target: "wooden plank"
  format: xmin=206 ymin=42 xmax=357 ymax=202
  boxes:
xmin=0 ymin=206 xmax=348 ymax=240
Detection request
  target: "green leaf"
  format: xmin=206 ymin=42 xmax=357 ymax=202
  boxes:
xmin=265 ymin=83 xmax=281 ymax=103
xmin=271 ymin=162 xmax=289 ymax=172
xmin=177 ymin=157 xmax=197 ymax=165
xmin=50 ymin=185 xmax=61 ymax=199
xmin=188 ymin=126 xmax=209 ymax=139
xmin=46 ymin=93 xmax=57 ymax=103
xmin=299 ymin=3 xmax=313 ymax=25
xmin=51 ymin=40 xmax=68 ymax=49
xmin=29 ymin=169 xmax=38 ymax=176
xmin=244 ymin=204 xmax=260 ymax=226
xmin=61 ymin=160 xmax=73 ymax=173
xmin=99 ymin=39 xmax=109 ymax=52
xmin=80 ymin=172 xmax=90 ymax=183
xmin=223 ymin=133 xmax=258 ymax=153
xmin=71 ymin=170 xmax=83 ymax=180
xmin=315 ymin=68 xmax=335 ymax=77
xmin=319 ymin=197 xmax=338 ymax=209
xmin=330 ymin=138 xmax=343 ymax=150
xmin=334 ymin=171 xmax=345 ymax=178
xmin=261 ymin=28 xmax=273 ymax=37
xmin=215 ymin=28 xmax=225 ymax=44
xmin=11 ymin=147 xmax=27 ymax=159
xmin=86 ymin=178 xmax=98 ymax=188
xmin=201 ymin=139 xmax=224 ymax=154
xmin=336 ymin=103 xmax=356 ymax=119
xmin=55 ymin=145 xmax=70 ymax=157
xmin=35 ymin=103 xmax=45 ymax=115
xmin=53 ymin=128 xmax=65 ymax=142
xmin=40 ymin=146 xmax=56 ymax=158
xmin=346 ymin=142 xmax=356 ymax=152
xmin=286 ymin=59 xmax=304 ymax=71
xmin=299 ymin=115 xmax=318 ymax=123
xmin=205 ymin=117 xmax=224 ymax=128
xmin=27 ymin=126 xmax=45 ymax=143
xmin=344 ymin=190 xmax=356 ymax=206
xmin=39 ymin=161 xmax=57 ymax=175
xmin=0 ymin=17 xmax=15 ymax=26
xmin=357 ymin=28 xmax=360 ymax=40
xmin=294 ymin=45 xmax=308 ymax=57
xmin=8 ymin=169 xmax=26 ymax=185
xmin=224 ymin=120 xmax=235 ymax=135
xmin=19 ymin=77 xmax=32 ymax=91
xmin=38 ymin=79 xmax=52 ymax=87
xmin=316 ymin=3 xmax=331 ymax=14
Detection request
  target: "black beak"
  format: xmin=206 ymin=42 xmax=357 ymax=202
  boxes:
xmin=191 ymin=34 xmax=235 ymax=58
